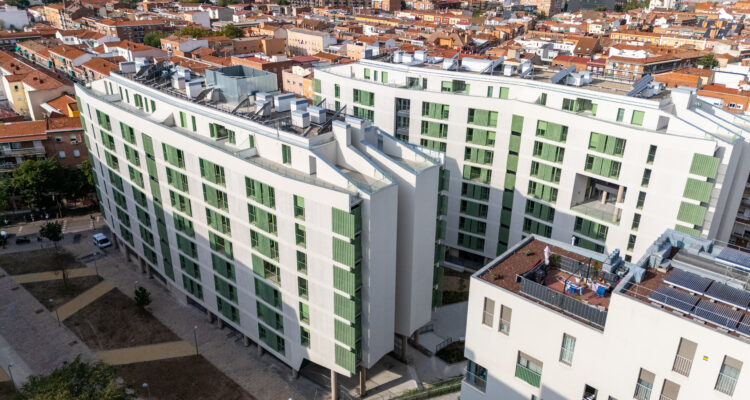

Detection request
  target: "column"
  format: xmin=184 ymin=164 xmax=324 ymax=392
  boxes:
xmin=358 ymin=366 xmax=367 ymax=396
xmin=330 ymin=370 xmax=338 ymax=400
xmin=243 ymin=336 xmax=250 ymax=347
xmin=600 ymin=191 xmax=608 ymax=204
xmin=616 ymin=185 xmax=625 ymax=203
xmin=206 ymin=310 xmax=213 ymax=323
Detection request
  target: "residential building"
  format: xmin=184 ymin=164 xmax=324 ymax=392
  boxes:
xmin=0 ymin=3 xmax=30 ymax=30
xmin=0 ymin=116 xmax=86 ymax=175
xmin=461 ymin=230 xmax=750 ymax=400
xmin=76 ymin=63 xmax=443 ymax=394
xmin=90 ymin=19 xmax=168 ymax=43
xmin=286 ymin=28 xmax=337 ymax=56
xmin=372 ymin=0 xmax=401 ymax=11
xmin=231 ymin=55 xmax=294 ymax=89
xmin=0 ymin=51 xmax=75 ymax=120
xmin=313 ymin=56 xmax=750 ymax=267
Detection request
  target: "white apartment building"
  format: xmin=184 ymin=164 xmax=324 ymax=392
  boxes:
xmin=286 ymin=28 xmax=337 ymax=56
xmin=462 ymin=230 xmax=750 ymax=400
xmin=313 ymin=55 xmax=750 ymax=270
xmin=75 ymin=64 xmax=442 ymax=395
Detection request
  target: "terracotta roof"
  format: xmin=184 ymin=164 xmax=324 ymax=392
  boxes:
xmin=45 ymin=94 xmax=76 ymax=114
xmin=82 ymin=57 xmax=118 ymax=76
xmin=47 ymin=116 xmax=82 ymax=131
xmin=49 ymin=44 xmax=88 ymax=60
xmin=22 ymin=71 xmax=64 ymax=91
xmin=0 ymin=120 xmax=46 ymax=141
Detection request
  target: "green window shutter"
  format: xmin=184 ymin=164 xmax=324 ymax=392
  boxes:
xmin=334 ymin=292 xmax=356 ymax=322
xmin=511 ymin=115 xmax=524 ymax=133
xmin=506 ymin=154 xmax=519 ymax=172
xmin=332 ymin=208 xmax=356 ymax=238
xmin=335 ymin=344 xmax=357 ymax=374
xmin=674 ymin=224 xmax=701 ymax=237
xmin=677 ymin=202 xmax=707 ymax=226
xmin=683 ymin=178 xmax=713 ymax=203
xmin=631 ymin=110 xmax=644 ymax=126
xmin=335 ymin=319 xmax=358 ymax=347
xmin=504 ymin=174 xmax=516 ymax=190
xmin=689 ymin=153 xmax=720 ymax=179
xmin=509 ymin=135 xmax=521 ymax=152
xmin=502 ymin=191 xmax=514 ymax=209
xmin=499 ymin=87 xmax=509 ymax=99
xmin=334 ymin=266 xmax=357 ymax=295
xmin=332 ymin=237 xmax=355 ymax=267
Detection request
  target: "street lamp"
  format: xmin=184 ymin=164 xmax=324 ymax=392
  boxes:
xmin=142 ymin=382 xmax=151 ymax=399
xmin=134 ymin=280 xmax=139 ymax=292
xmin=193 ymin=325 xmax=199 ymax=356
xmin=7 ymin=363 xmax=14 ymax=389
xmin=49 ymin=298 xmax=60 ymax=326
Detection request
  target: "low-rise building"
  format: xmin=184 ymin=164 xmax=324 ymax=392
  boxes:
xmin=287 ymin=28 xmax=337 ymax=56
xmin=461 ymin=231 xmax=749 ymax=400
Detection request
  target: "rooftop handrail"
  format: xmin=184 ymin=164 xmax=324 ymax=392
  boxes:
xmin=519 ymin=275 xmax=608 ymax=329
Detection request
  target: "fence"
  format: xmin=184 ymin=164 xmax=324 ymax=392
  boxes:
xmin=672 ymin=354 xmax=692 ymax=376
xmin=393 ymin=378 xmax=463 ymax=400
xmin=633 ymin=383 xmax=653 ymax=400
xmin=519 ymin=277 xmax=608 ymax=328
xmin=555 ymin=254 xmax=619 ymax=285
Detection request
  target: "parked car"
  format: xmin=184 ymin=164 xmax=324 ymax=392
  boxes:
xmin=92 ymin=233 xmax=112 ymax=248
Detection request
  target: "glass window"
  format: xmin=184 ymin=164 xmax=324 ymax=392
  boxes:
xmin=482 ymin=297 xmax=494 ymax=327
xmin=560 ymin=334 xmax=576 ymax=365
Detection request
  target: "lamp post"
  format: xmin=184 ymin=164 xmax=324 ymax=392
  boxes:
xmin=50 ymin=298 xmax=60 ymax=326
xmin=134 ymin=280 xmax=139 ymax=292
xmin=142 ymin=382 xmax=151 ymax=399
xmin=193 ymin=325 xmax=199 ymax=356
xmin=7 ymin=363 xmax=14 ymax=389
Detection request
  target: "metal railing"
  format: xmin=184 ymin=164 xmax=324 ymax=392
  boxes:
xmin=633 ymin=383 xmax=653 ymax=400
xmin=672 ymin=354 xmax=692 ymax=376
xmin=659 ymin=395 xmax=674 ymax=400
xmin=715 ymin=372 xmax=738 ymax=395
xmin=463 ymin=369 xmax=487 ymax=392
xmin=514 ymin=364 xmax=541 ymax=388
xmin=0 ymin=147 xmax=46 ymax=156
xmin=519 ymin=277 xmax=608 ymax=328
xmin=434 ymin=337 xmax=454 ymax=353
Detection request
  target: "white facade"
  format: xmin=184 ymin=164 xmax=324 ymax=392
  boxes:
xmin=76 ymin=69 xmax=441 ymax=377
xmin=0 ymin=4 xmax=29 ymax=30
xmin=313 ymin=59 xmax=750 ymax=268
xmin=462 ymin=232 xmax=750 ymax=400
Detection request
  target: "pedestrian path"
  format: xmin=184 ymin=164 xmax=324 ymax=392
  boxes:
xmin=12 ymin=267 xmax=97 ymax=284
xmin=54 ymin=280 xmax=114 ymax=321
xmin=96 ymin=341 xmax=195 ymax=365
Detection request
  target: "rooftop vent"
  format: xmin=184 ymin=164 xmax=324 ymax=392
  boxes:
xmin=308 ymin=106 xmax=325 ymax=124
xmin=273 ymin=93 xmax=296 ymax=112
xmin=292 ymin=109 xmax=310 ymax=129
xmin=290 ymin=98 xmax=307 ymax=112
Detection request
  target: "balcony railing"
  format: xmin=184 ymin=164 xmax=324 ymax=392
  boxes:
xmin=463 ymin=369 xmax=486 ymax=392
xmin=715 ymin=372 xmax=738 ymax=395
xmin=659 ymin=395 xmax=674 ymax=400
xmin=634 ymin=383 xmax=653 ymax=400
xmin=672 ymin=354 xmax=692 ymax=376
xmin=515 ymin=364 xmax=541 ymax=387
xmin=519 ymin=277 xmax=608 ymax=328
xmin=0 ymin=147 xmax=45 ymax=156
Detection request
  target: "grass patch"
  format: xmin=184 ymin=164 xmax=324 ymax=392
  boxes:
xmin=117 ymin=356 xmax=255 ymax=400
xmin=435 ymin=341 xmax=466 ymax=364
xmin=394 ymin=376 xmax=462 ymax=399
xmin=441 ymin=290 xmax=469 ymax=305
xmin=0 ymin=381 xmax=15 ymax=400
xmin=64 ymin=289 xmax=178 ymax=350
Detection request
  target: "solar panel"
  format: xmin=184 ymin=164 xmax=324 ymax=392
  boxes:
xmin=705 ymin=281 xmax=750 ymax=311
xmin=649 ymin=286 xmax=699 ymax=313
xmin=737 ymin=316 xmax=750 ymax=337
xmin=694 ymin=299 xmax=743 ymax=329
xmin=664 ymin=269 xmax=713 ymax=294
xmin=716 ymin=247 xmax=750 ymax=272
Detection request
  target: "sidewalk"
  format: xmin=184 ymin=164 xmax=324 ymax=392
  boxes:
xmin=63 ymin=234 xmax=326 ymax=400
xmin=0 ymin=265 xmax=96 ymax=387
xmin=97 ymin=341 xmax=196 ymax=365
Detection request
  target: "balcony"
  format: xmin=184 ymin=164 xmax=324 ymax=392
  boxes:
xmin=672 ymin=354 xmax=692 ymax=376
xmin=515 ymin=364 xmax=541 ymax=388
xmin=463 ymin=368 xmax=487 ymax=392
xmin=633 ymin=383 xmax=653 ymax=400
xmin=715 ymin=372 xmax=738 ymax=396
xmin=571 ymin=198 xmax=621 ymax=225
xmin=0 ymin=147 xmax=46 ymax=157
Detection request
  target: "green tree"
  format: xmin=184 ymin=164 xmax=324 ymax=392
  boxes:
xmin=134 ymin=286 xmax=152 ymax=311
xmin=218 ymin=0 xmax=237 ymax=6
xmin=697 ymin=54 xmax=719 ymax=69
xmin=8 ymin=159 xmax=63 ymax=211
xmin=5 ymin=0 xmax=30 ymax=9
xmin=623 ymin=0 xmax=649 ymax=11
xmin=0 ymin=181 xmax=9 ymax=211
xmin=595 ymin=5 xmax=607 ymax=10
xmin=221 ymin=24 xmax=244 ymax=39
xmin=536 ymin=11 xmax=547 ymax=19
xmin=61 ymin=166 xmax=92 ymax=206
xmin=81 ymin=159 xmax=95 ymax=189
xmin=179 ymin=26 xmax=211 ymax=38
xmin=39 ymin=221 xmax=65 ymax=285
xmin=17 ymin=356 xmax=133 ymax=400
xmin=144 ymin=31 xmax=168 ymax=48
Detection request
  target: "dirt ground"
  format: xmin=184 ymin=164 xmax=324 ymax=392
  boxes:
xmin=0 ymin=248 xmax=83 ymax=275
xmin=439 ymin=269 xmax=472 ymax=305
xmin=23 ymin=276 xmax=103 ymax=311
xmin=64 ymin=289 xmax=179 ymax=350
xmin=117 ymin=356 xmax=256 ymax=400
xmin=0 ymin=382 xmax=14 ymax=400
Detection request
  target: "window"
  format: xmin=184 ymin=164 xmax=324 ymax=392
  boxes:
xmin=295 ymin=223 xmax=306 ymax=247
xmin=73 ymin=149 xmax=80 ymax=157
xmin=486 ymin=86 xmax=493 ymax=97
xmin=632 ymin=213 xmax=641 ymax=231
xmin=672 ymin=338 xmax=696 ymax=376
xmin=300 ymin=327 xmax=310 ymax=348
xmin=55 ymin=136 xmax=62 ymax=143
xmin=499 ymin=305 xmax=511 ymax=334
xmin=559 ymin=334 xmax=576 ymax=365
xmin=294 ymin=195 xmax=304 ymax=219
xmin=633 ymin=368 xmax=654 ymax=400
xmin=660 ymin=380 xmax=680 ymax=400
xmin=715 ymin=356 xmax=742 ymax=396
xmin=298 ymin=277 xmax=308 ymax=299
xmin=281 ymin=144 xmax=291 ymax=165
xmin=646 ymin=145 xmax=657 ymax=164
xmin=637 ymin=192 xmax=647 ymax=210
xmin=464 ymin=361 xmax=487 ymax=392
xmin=297 ymin=251 xmax=307 ymax=273
xmin=616 ymin=108 xmax=625 ymax=122
xmin=641 ymin=169 xmax=651 ymax=187
xmin=628 ymin=234 xmax=637 ymax=251
xmin=482 ymin=297 xmax=494 ymax=327
xmin=516 ymin=352 xmax=542 ymax=387
xmin=58 ymin=151 xmax=66 ymax=158
xmin=299 ymin=302 xmax=310 ymax=324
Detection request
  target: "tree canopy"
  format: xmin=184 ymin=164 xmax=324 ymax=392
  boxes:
xmin=16 ymin=357 xmax=134 ymax=400
xmin=178 ymin=24 xmax=244 ymax=39
xmin=1 ymin=159 xmax=94 ymax=212
xmin=144 ymin=31 xmax=168 ymax=48
xmin=221 ymin=24 xmax=245 ymax=39
xmin=697 ymin=54 xmax=719 ymax=69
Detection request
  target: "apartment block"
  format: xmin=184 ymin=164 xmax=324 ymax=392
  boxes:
xmin=313 ymin=56 xmax=750 ymax=268
xmin=75 ymin=64 xmax=442 ymax=386
xmin=286 ymin=28 xmax=337 ymax=57
xmin=461 ymin=230 xmax=749 ymax=400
